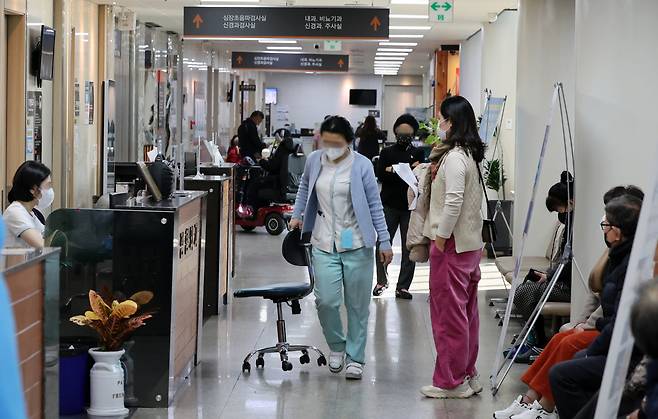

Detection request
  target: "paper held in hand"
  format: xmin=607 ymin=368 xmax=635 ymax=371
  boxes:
xmin=392 ymin=163 xmax=419 ymax=210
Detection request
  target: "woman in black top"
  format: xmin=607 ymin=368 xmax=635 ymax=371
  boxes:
xmin=356 ymin=115 xmax=386 ymax=162
xmin=373 ymin=114 xmax=425 ymax=299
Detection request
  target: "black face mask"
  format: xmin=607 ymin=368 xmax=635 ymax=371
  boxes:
xmin=396 ymin=134 xmax=413 ymax=147
xmin=603 ymin=234 xmax=613 ymax=248
xmin=558 ymin=212 xmax=569 ymax=224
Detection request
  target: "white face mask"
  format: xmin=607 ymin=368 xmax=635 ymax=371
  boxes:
xmin=37 ymin=187 xmax=55 ymax=210
xmin=324 ymin=146 xmax=347 ymax=161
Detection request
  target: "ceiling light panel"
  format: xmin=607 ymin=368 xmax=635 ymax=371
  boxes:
xmin=388 ymin=34 xmax=424 ymax=39
xmin=389 ymin=14 xmax=429 ymax=19
xmin=389 ymin=26 xmax=431 ymax=30
xmin=266 ymin=46 xmax=303 ymax=50
xmin=379 ymin=42 xmax=418 ymax=46
xmin=376 ymin=52 xmax=409 ymax=56
xmin=377 ymin=48 xmax=413 ymax=52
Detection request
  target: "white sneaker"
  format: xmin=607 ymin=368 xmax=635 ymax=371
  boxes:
xmin=328 ymin=351 xmax=345 ymax=373
xmin=420 ymin=380 xmax=474 ymax=399
xmin=511 ymin=401 xmax=558 ymax=419
xmin=493 ymin=395 xmax=532 ymax=419
xmin=468 ymin=374 xmax=483 ymax=394
xmin=345 ymin=362 xmax=363 ymax=380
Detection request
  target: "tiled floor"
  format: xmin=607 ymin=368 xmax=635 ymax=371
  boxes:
xmin=128 ymin=230 xmax=527 ymax=419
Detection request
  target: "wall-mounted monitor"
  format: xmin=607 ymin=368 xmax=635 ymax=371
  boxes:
xmin=349 ymin=89 xmax=376 ymax=106
xmin=265 ymin=87 xmax=278 ymax=105
xmin=31 ymin=25 xmax=56 ymax=87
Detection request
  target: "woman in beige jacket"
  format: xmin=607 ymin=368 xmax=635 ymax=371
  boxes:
xmin=420 ymin=96 xmax=486 ymax=399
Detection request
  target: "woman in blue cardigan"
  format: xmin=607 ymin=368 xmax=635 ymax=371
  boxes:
xmin=290 ymin=115 xmax=393 ymax=380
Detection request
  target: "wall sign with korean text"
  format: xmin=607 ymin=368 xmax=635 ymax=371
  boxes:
xmin=232 ymin=52 xmax=349 ymax=72
xmin=184 ymin=7 xmax=389 ymax=40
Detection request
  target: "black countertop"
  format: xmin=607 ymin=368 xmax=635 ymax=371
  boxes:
xmin=1 ymin=247 xmax=61 ymax=275
xmin=112 ymin=190 xmax=207 ymax=211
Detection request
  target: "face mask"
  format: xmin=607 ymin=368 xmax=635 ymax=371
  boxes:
xmin=324 ymin=146 xmax=347 ymax=161
xmin=37 ymin=187 xmax=55 ymax=210
xmin=603 ymin=234 xmax=613 ymax=248
xmin=396 ymin=134 xmax=413 ymax=147
xmin=557 ymin=212 xmax=568 ymax=224
xmin=437 ymin=128 xmax=448 ymax=140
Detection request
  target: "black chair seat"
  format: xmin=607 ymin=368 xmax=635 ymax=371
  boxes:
xmin=233 ymin=282 xmax=312 ymax=301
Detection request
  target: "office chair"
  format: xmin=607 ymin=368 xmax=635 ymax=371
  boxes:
xmin=233 ymin=232 xmax=327 ymax=373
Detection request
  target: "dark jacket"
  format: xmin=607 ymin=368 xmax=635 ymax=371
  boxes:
xmin=641 ymin=359 xmax=658 ymax=419
xmin=357 ymin=129 xmax=386 ymax=161
xmin=586 ymin=239 xmax=633 ymax=356
xmin=376 ymin=143 xmax=425 ymax=211
xmin=237 ymin=118 xmax=265 ymax=159
xmin=260 ymin=137 xmax=295 ymax=178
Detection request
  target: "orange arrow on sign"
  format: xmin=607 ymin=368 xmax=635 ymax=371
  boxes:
xmin=370 ymin=16 xmax=381 ymax=31
xmin=236 ymin=55 xmax=244 ymax=65
xmin=338 ymin=58 xmax=345 ymax=68
xmin=193 ymin=14 xmax=203 ymax=29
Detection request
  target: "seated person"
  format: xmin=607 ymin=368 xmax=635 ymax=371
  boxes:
xmin=548 ymin=193 xmax=644 ymax=419
xmin=513 ymin=171 xmax=575 ymax=348
xmin=245 ymin=133 xmax=296 ymax=210
xmin=495 ymin=185 xmax=644 ymax=419
xmin=2 ymin=161 xmax=53 ymax=248
xmin=629 ymin=281 xmax=658 ymax=419
xmin=226 ymin=135 xmax=241 ymax=164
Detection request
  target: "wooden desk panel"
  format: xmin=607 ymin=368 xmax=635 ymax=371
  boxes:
xmin=5 ymin=262 xmax=45 ymax=419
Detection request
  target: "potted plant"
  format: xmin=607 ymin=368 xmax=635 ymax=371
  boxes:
xmin=419 ymin=118 xmax=442 ymax=146
xmin=483 ymin=157 xmax=513 ymax=256
xmin=70 ymin=290 xmax=153 ymax=416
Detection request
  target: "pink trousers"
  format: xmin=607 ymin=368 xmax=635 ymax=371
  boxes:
xmin=429 ymin=237 xmax=482 ymax=389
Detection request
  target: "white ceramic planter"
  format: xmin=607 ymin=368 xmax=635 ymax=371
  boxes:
xmin=87 ymin=348 xmax=129 ymax=417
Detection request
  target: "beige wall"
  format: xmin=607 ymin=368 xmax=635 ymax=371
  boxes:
xmin=571 ymin=0 xmax=658 ymax=315
xmin=481 ymin=9 xmax=518 ymax=200
xmin=514 ymin=0 xmax=575 ymax=260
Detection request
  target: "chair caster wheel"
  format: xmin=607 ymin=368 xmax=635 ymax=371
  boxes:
xmin=282 ymin=361 xmax=293 ymax=371
xmin=317 ymin=355 xmax=327 ymax=367
xmin=256 ymin=356 xmax=265 ymax=369
xmin=300 ymin=354 xmax=310 ymax=365
xmin=242 ymin=361 xmax=251 ymax=373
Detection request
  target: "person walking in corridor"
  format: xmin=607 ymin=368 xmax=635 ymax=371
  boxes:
xmin=289 ymin=115 xmax=393 ymax=380
xmin=373 ymin=114 xmax=425 ymax=299
xmin=421 ymin=96 xmax=485 ymax=399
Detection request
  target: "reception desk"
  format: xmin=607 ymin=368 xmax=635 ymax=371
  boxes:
xmin=2 ymin=247 xmax=60 ymax=419
xmin=45 ymin=191 xmax=206 ymax=408
xmin=184 ymin=175 xmax=234 ymax=318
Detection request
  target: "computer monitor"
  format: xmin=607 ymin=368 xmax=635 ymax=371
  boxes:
xmin=137 ymin=161 xmax=163 ymax=202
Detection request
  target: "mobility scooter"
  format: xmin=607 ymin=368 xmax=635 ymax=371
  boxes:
xmin=235 ymin=133 xmax=306 ymax=235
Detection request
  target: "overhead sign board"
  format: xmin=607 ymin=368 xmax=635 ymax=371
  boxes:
xmin=239 ymin=84 xmax=256 ymax=91
xmin=429 ymin=0 xmax=454 ymax=23
xmin=232 ymin=52 xmax=349 ymax=72
xmin=184 ymin=7 xmax=389 ymax=40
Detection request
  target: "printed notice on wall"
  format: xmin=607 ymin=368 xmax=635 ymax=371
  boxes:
xmin=85 ymin=81 xmax=95 ymax=125
xmin=26 ymin=91 xmax=43 ymax=162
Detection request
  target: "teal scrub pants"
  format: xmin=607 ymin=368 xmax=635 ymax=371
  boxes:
xmin=312 ymin=246 xmax=374 ymax=365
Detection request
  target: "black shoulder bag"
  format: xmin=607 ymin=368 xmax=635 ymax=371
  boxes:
xmin=476 ymin=163 xmax=497 ymax=244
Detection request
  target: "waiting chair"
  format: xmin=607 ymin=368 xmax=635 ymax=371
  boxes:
xmin=233 ymin=232 xmax=327 ymax=373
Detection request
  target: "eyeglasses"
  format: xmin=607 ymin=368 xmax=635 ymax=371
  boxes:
xmin=600 ymin=222 xmax=616 ymax=231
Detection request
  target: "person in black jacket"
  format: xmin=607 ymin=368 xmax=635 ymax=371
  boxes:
xmin=356 ymin=115 xmax=386 ymax=162
xmin=245 ymin=131 xmax=296 ymax=210
xmin=549 ymin=193 xmax=644 ymax=419
xmin=373 ymin=114 xmax=425 ymax=299
xmin=630 ymin=281 xmax=658 ymax=419
xmin=238 ymin=110 xmax=265 ymax=160
xmin=513 ymin=172 xmax=574 ymax=349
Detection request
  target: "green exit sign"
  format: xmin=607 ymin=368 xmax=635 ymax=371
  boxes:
xmin=429 ymin=0 xmax=454 ymax=23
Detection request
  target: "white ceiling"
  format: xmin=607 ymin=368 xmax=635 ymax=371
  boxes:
xmin=95 ymin=0 xmax=518 ymax=75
